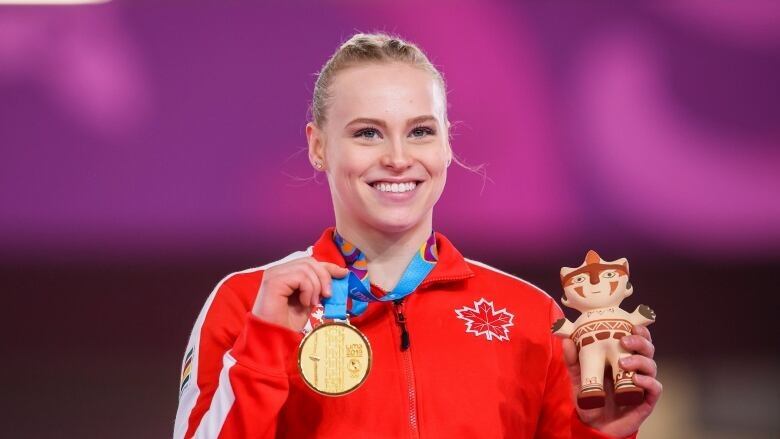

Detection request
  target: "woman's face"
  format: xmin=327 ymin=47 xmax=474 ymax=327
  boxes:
xmin=308 ymin=62 xmax=451 ymax=234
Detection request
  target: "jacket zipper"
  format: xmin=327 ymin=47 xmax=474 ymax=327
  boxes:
xmin=393 ymin=299 xmax=419 ymax=438
xmin=394 ymin=299 xmax=410 ymax=351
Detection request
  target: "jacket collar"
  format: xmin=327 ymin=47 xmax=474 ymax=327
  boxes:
xmin=311 ymin=226 xmax=474 ymax=289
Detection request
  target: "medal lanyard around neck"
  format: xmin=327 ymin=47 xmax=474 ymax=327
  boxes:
xmin=322 ymin=230 xmax=439 ymax=319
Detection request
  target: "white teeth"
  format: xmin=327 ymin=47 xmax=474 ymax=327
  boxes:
xmin=372 ymin=181 xmax=417 ymax=193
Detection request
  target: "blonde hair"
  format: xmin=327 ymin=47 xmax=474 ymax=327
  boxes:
xmin=310 ymin=32 xmax=447 ymax=127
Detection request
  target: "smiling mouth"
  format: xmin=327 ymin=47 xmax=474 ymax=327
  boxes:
xmin=369 ymin=180 xmax=422 ymax=194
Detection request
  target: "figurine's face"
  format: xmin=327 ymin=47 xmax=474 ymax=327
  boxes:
xmin=560 ymin=251 xmax=633 ymax=312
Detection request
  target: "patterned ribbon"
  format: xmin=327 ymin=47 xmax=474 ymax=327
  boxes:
xmin=322 ymin=230 xmax=438 ymax=319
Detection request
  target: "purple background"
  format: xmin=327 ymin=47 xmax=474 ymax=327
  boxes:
xmin=1 ymin=1 xmax=778 ymax=437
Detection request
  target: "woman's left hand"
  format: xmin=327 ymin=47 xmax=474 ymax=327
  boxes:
xmin=561 ymin=325 xmax=663 ymax=437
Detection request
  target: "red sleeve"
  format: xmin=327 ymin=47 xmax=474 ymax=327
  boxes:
xmin=216 ymin=314 xmax=302 ymax=438
xmin=535 ymin=300 xmax=638 ymax=439
xmin=173 ymin=275 xmax=302 ymax=439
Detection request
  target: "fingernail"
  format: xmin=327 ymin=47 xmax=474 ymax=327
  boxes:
xmin=620 ymin=358 xmax=630 ymax=367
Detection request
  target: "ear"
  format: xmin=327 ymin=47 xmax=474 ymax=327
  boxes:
xmin=585 ymin=250 xmax=602 ymax=265
xmin=559 ymin=267 xmax=572 ymax=289
xmin=306 ymin=122 xmax=326 ymax=169
xmin=624 ymin=280 xmax=634 ymax=297
xmin=615 ymin=257 xmax=629 ymax=275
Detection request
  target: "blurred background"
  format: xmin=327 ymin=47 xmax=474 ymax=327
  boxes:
xmin=1 ymin=0 xmax=778 ymax=437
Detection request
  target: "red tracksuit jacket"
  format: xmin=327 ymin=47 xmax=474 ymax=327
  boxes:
xmin=173 ymin=227 xmax=638 ymax=438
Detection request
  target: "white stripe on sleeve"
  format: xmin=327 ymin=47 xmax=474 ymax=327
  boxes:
xmin=192 ymin=353 xmax=238 ymax=439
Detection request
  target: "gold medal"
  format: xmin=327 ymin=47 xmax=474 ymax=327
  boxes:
xmin=298 ymin=321 xmax=372 ymax=396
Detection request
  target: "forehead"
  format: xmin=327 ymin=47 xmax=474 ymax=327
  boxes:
xmin=327 ymin=62 xmax=445 ymax=127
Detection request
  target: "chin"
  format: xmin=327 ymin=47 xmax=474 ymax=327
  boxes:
xmin=369 ymin=219 xmax=418 ymax=234
xmin=364 ymin=212 xmax=424 ymax=234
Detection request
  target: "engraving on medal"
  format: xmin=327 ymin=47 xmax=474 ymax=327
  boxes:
xmin=324 ymin=325 xmax=344 ymax=392
xmin=298 ymin=322 xmax=371 ymax=396
xmin=346 ymin=343 xmax=363 ymax=357
xmin=348 ymin=359 xmax=361 ymax=378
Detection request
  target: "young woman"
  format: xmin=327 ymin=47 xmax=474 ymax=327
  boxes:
xmin=173 ymin=33 xmax=661 ymax=439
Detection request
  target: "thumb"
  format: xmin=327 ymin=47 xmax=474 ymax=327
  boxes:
xmin=561 ymin=338 xmax=578 ymax=367
xmin=323 ymin=262 xmax=350 ymax=278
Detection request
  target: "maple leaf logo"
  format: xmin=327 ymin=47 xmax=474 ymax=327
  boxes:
xmin=455 ymin=298 xmax=514 ymax=341
xmin=310 ymin=305 xmax=324 ymax=324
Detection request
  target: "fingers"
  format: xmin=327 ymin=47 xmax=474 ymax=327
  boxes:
xmin=619 ymin=355 xmax=658 ymax=378
xmin=632 ymin=325 xmax=652 ymax=343
xmin=253 ymin=259 xmax=348 ymax=330
xmin=561 ymin=338 xmax=578 ymax=367
xmin=296 ymin=273 xmax=317 ymax=308
xmin=302 ymin=259 xmax=332 ymax=303
xmin=621 ymin=333 xmax=655 ymax=358
xmin=298 ymin=259 xmax=350 ymax=306
xmin=322 ymin=262 xmax=349 ymax=278
xmin=278 ymin=260 xmax=320 ymax=307
xmin=307 ymin=260 xmax=349 ymax=296
xmin=632 ymin=373 xmax=663 ymax=407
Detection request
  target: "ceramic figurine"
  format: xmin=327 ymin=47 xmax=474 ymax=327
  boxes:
xmin=552 ymin=250 xmax=656 ymax=409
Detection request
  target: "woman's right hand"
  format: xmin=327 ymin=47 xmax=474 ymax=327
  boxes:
xmin=252 ymin=257 xmax=349 ymax=332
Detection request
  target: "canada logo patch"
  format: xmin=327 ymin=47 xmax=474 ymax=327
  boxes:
xmin=455 ymin=298 xmax=514 ymax=341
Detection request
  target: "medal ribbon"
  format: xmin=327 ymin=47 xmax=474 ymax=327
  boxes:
xmin=322 ymin=230 xmax=438 ymax=319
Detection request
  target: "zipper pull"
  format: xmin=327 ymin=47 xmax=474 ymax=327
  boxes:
xmin=393 ymin=299 xmax=410 ymax=351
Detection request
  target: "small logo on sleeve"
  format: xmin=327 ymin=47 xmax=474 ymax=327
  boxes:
xmin=180 ymin=347 xmax=194 ymax=394
xmin=455 ymin=298 xmax=514 ymax=341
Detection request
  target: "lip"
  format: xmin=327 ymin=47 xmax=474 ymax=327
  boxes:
xmin=367 ymin=177 xmax=424 ymax=184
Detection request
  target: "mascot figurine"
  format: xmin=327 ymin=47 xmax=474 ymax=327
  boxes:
xmin=552 ymin=250 xmax=656 ymax=409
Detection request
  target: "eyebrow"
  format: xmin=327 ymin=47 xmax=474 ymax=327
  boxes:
xmin=345 ymin=115 xmax=438 ymax=129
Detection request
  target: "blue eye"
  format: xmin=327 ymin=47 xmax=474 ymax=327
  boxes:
xmin=354 ymin=128 xmax=381 ymax=139
xmin=410 ymin=126 xmax=435 ymax=138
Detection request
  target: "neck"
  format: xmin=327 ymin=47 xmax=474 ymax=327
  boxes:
xmin=334 ymin=212 xmax=434 ymax=291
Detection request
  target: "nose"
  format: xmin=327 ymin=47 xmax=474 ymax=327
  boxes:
xmin=380 ymin=138 xmax=413 ymax=170
xmin=589 ymin=272 xmax=599 ymax=285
